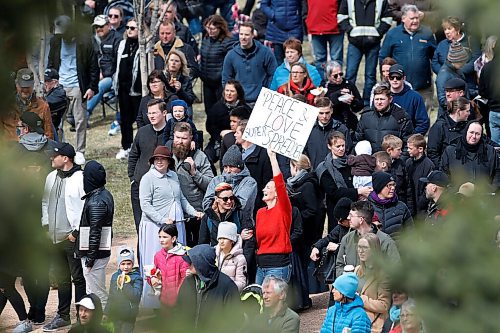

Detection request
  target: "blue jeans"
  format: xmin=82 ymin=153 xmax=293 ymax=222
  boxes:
xmin=204 ymin=0 xmax=235 ymax=30
xmin=87 ymin=77 xmax=113 ymax=114
xmin=311 ymin=33 xmax=344 ymax=81
xmin=256 ymin=264 xmax=292 ymax=285
xmin=490 ymin=111 xmax=500 ymax=145
xmin=345 ymin=43 xmax=380 ymax=106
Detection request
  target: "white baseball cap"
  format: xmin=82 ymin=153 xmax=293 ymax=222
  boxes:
xmin=75 ymin=297 xmax=95 ymax=310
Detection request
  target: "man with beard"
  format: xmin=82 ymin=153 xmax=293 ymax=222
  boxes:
xmin=170 ymin=122 xmax=214 ymax=246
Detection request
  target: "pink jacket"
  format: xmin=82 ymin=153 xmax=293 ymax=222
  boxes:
xmin=215 ymin=236 xmax=247 ymax=291
xmin=154 ymin=244 xmax=189 ymax=307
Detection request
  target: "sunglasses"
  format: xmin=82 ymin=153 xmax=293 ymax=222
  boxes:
xmin=389 ymin=75 xmax=403 ymax=81
xmin=94 ymin=25 xmax=106 ymax=29
xmin=218 ymin=196 xmax=235 ymax=202
xmin=126 ymin=26 xmax=137 ymax=31
xmin=331 ymin=72 xmax=343 ymax=79
xmin=108 ymin=14 xmax=120 ymax=19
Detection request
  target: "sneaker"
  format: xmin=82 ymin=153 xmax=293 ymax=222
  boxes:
xmin=13 ymin=320 xmax=33 ymax=333
xmin=108 ymin=121 xmax=121 ymax=136
xmin=43 ymin=315 xmax=70 ymax=332
xmin=115 ymin=148 xmax=130 ymax=160
xmin=75 ymin=152 xmax=86 ymax=165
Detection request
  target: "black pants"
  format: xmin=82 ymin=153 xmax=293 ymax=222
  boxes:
xmin=202 ymin=82 xmax=222 ymax=115
xmin=22 ymin=269 xmax=49 ymax=322
xmin=118 ymin=91 xmax=141 ymax=150
xmin=52 ymin=239 xmax=86 ymax=321
xmin=0 ymin=272 xmax=28 ymax=321
xmin=131 ymin=181 xmax=142 ymax=234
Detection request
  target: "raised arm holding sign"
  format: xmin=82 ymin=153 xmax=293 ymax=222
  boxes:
xmin=242 ymin=88 xmax=319 ymax=160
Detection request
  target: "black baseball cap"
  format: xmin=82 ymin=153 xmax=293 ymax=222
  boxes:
xmin=419 ymin=171 xmax=450 ymax=187
xmin=389 ymin=64 xmax=405 ymax=76
xmin=44 ymin=68 xmax=59 ymax=81
xmin=20 ymin=112 xmax=44 ymax=135
xmin=49 ymin=142 xmax=76 ymax=158
xmin=444 ymin=78 xmax=466 ymax=91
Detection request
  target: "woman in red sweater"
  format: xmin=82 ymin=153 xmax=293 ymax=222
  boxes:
xmin=255 ymin=148 xmax=293 ymax=285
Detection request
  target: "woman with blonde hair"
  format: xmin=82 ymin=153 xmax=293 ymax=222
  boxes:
xmin=355 ymin=233 xmax=391 ymax=333
xmin=277 ymin=62 xmax=317 ymax=105
xmin=165 ymin=50 xmax=196 ymax=110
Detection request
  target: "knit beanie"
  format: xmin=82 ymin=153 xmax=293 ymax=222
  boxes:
xmin=217 ymin=221 xmax=238 ymax=242
xmin=222 ymin=145 xmax=244 ymax=169
xmin=447 ymin=41 xmax=470 ymax=64
xmin=118 ymin=246 xmax=135 ymax=265
xmin=372 ymin=171 xmax=395 ymax=193
xmin=333 ymin=198 xmax=353 ymax=222
xmin=333 ymin=272 xmax=358 ymax=299
xmin=355 ymin=140 xmax=372 ymax=155
xmin=171 ymin=99 xmax=188 ymax=110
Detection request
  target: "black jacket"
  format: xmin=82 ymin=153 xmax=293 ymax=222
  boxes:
xmin=205 ymin=100 xmax=233 ymax=142
xmin=243 ymin=145 xmax=273 ymax=214
xmin=77 ymin=161 xmax=114 ymax=266
xmin=175 ymin=21 xmax=199 ymax=56
xmin=313 ymin=224 xmax=350 ymax=255
xmin=128 ymin=124 xmax=166 ymax=183
xmin=305 ymin=119 xmax=353 ymax=169
xmin=325 ymin=79 xmax=363 ymax=131
xmin=175 ymin=245 xmax=239 ymax=331
xmin=200 ymin=36 xmax=235 ymax=85
xmin=355 ymin=103 xmax=415 ymax=154
xmin=93 ymin=29 xmax=122 ymax=78
xmin=390 ymin=158 xmax=408 ymax=204
xmin=368 ymin=194 xmax=413 ymax=241
xmin=45 ymin=84 xmax=68 ymax=120
xmin=173 ymin=73 xmax=196 ymax=106
xmin=135 ymin=93 xmax=178 ymax=128
xmin=48 ymin=34 xmax=99 ymax=96
xmin=288 ymin=171 xmax=324 ymax=248
xmin=427 ymin=116 xmax=467 ymax=167
xmin=405 ymin=154 xmax=434 ymax=217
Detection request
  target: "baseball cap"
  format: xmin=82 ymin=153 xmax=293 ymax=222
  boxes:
xmin=15 ymin=68 xmax=34 ymax=88
xmin=419 ymin=170 xmax=450 ymax=187
xmin=75 ymin=297 xmax=95 ymax=310
xmin=49 ymin=142 xmax=76 ymax=158
xmin=20 ymin=112 xmax=44 ymax=135
xmin=92 ymin=15 xmax=108 ymax=27
xmin=444 ymin=78 xmax=466 ymax=91
xmin=44 ymin=68 xmax=59 ymax=81
xmin=389 ymin=64 xmax=405 ymax=76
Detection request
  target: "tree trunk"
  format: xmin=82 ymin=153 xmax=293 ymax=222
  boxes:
xmin=135 ymin=0 xmax=149 ymax=96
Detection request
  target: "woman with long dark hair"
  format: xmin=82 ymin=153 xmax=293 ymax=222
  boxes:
xmin=200 ymin=14 xmax=235 ymax=113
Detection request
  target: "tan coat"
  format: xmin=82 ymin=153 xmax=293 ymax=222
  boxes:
xmin=355 ymin=265 xmax=391 ymax=333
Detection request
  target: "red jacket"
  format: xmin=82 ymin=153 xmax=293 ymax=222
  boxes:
xmin=256 ymin=173 xmax=292 ymax=255
xmin=154 ymin=244 xmax=189 ymax=307
xmin=305 ymin=0 xmax=340 ymax=35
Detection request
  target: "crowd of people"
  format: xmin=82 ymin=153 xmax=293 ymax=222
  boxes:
xmin=1 ymin=0 xmax=499 ymax=332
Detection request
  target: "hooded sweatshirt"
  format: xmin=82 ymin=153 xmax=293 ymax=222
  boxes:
xmin=69 ymin=293 xmax=107 ymax=333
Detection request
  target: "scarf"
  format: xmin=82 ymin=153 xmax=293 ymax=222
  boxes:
xmin=286 ymin=169 xmax=308 ymax=196
xmin=56 ymin=164 xmax=82 ymax=179
xmin=369 ymin=191 xmax=399 ymax=205
xmin=325 ymin=153 xmax=348 ymax=189
xmin=455 ymin=121 xmax=488 ymax=165
xmin=224 ymin=99 xmax=240 ymax=109
xmin=390 ymin=305 xmax=401 ymax=322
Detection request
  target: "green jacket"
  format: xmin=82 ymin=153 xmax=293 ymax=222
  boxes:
xmin=258 ymin=306 xmax=300 ymax=333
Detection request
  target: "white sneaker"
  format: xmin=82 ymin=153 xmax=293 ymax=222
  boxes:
xmin=116 ymin=148 xmax=130 ymax=160
xmin=13 ymin=319 xmax=33 ymax=333
xmin=75 ymin=152 xmax=86 ymax=165
xmin=108 ymin=121 xmax=121 ymax=136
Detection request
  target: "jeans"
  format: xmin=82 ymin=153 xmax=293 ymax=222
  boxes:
xmin=311 ymin=33 xmax=345 ymax=81
xmin=255 ymin=264 xmax=292 ymax=285
xmin=345 ymin=43 xmax=380 ymax=106
xmin=53 ymin=239 xmax=86 ymax=321
xmin=490 ymin=111 xmax=500 ymax=145
xmin=87 ymin=77 xmax=113 ymax=114
xmin=204 ymin=0 xmax=235 ymax=30
xmin=64 ymin=87 xmax=87 ymax=153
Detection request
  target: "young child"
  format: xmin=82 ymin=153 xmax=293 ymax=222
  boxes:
xmin=373 ymin=151 xmax=392 ymax=172
xmin=405 ymin=134 xmax=435 ymax=217
xmin=152 ymin=224 xmax=190 ymax=308
xmin=215 ymin=221 xmax=248 ymax=291
xmin=320 ymin=273 xmax=372 ymax=333
xmin=105 ymin=246 xmax=143 ymax=333
xmin=382 ymin=134 xmax=407 ymax=204
xmin=164 ymin=99 xmax=200 ymax=149
xmin=347 ymin=140 xmax=376 ymax=188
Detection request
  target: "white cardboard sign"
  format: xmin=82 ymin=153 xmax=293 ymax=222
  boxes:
xmin=242 ymin=87 xmax=319 ymax=160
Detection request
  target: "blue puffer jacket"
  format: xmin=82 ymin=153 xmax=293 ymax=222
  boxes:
xmin=222 ymin=40 xmax=277 ymax=102
xmin=261 ymin=0 xmax=303 ymax=43
xmin=320 ymin=295 xmax=372 ymax=333
xmin=270 ymin=57 xmax=322 ymax=90
xmin=380 ymin=24 xmax=436 ymax=90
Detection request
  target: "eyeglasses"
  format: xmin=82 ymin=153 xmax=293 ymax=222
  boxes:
xmin=385 ymin=183 xmax=397 ymax=189
xmin=331 ymin=72 xmax=343 ymax=79
xmin=348 ymin=213 xmax=363 ymax=219
xmin=291 ymin=71 xmax=305 ymax=75
xmin=357 ymin=245 xmax=370 ymax=252
xmin=218 ymin=196 xmax=235 ymax=202
xmin=126 ymin=26 xmax=137 ymax=31
xmin=389 ymin=75 xmax=403 ymax=81
xmin=108 ymin=14 xmax=120 ymax=19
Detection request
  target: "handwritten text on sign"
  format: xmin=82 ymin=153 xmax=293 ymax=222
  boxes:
xmin=243 ymin=88 xmax=319 ymax=160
